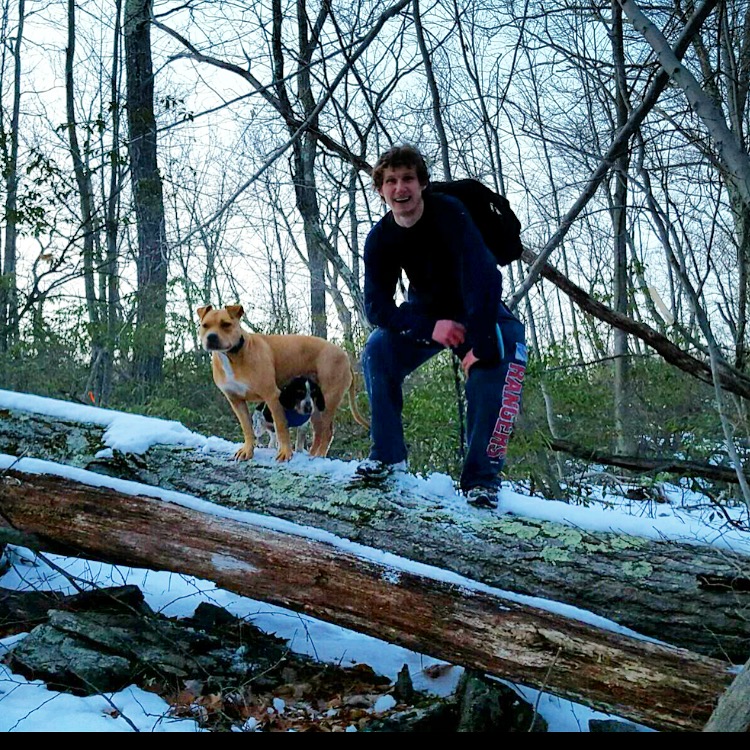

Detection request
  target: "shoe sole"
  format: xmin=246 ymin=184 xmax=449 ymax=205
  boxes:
xmin=350 ymin=468 xmax=392 ymax=488
xmin=354 ymin=472 xmax=391 ymax=482
xmin=466 ymin=494 xmax=498 ymax=509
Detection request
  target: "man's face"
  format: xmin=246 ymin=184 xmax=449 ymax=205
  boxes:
xmin=378 ymin=166 xmax=426 ymax=227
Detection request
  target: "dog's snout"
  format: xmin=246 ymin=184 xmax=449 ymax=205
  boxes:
xmin=205 ymin=332 xmax=220 ymax=349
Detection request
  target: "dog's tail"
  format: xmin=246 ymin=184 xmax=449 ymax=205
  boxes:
xmin=348 ymin=368 xmax=370 ymax=429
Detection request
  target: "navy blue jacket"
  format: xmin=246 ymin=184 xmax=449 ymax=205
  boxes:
xmin=364 ymin=192 xmax=503 ymax=362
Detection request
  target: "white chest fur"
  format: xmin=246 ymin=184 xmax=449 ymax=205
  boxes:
xmin=216 ymin=352 xmax=250 ymax=397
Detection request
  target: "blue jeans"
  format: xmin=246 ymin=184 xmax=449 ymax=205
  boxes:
xmin=362 ymin=304 xmax=526 ymax=490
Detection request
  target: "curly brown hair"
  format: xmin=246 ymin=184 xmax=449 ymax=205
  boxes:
xmin=371 ymin=145 xmax=430 ymax=190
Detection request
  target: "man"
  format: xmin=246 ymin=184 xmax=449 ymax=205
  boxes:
xmin=357 ymin=145 xmax=527 ymax=509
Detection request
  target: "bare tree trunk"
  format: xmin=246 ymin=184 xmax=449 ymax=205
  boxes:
xmin=0 ymin=0 xmax=24 ymax=353
xmin=414 ymin=0 xmax=451 ymax=179
xmin=717 ymin=2 xmax=750 ymax=372
xmin=124 ymin=0 xmax=168 ymax=384
xmin=524 ymin=291 xmax=566 ymax=486
xmin=100 ymin=0 xmax=124 ymax=405
xmin=269 ymin=0 xmax=330 ymax=338
xmin=66 ymin=0 xmax=111 ymax=405
xmin=610 ymin=0 xmax=635 ymax=454
xmin=733 ymin=195 xmax=750 ymax=371
xmin=325 ymin=263 xmax=353 ymax=344
xmin=348 ymin=168 xmax=362 ymax=295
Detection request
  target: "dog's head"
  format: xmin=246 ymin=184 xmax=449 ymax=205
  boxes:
xmin=197 ymin=304 xmax=245 ymax=352
xmin=279 ymin=377 xmax=326 ymax=416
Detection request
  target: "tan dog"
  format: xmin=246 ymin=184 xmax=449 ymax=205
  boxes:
xmin=198 ymin=304 xmax=369 ymax=462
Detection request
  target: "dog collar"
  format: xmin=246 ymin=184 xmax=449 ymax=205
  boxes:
xmin=228 ymin=336 xmax=245 ymax=355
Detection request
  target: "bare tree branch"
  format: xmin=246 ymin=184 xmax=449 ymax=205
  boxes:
xmin=508 ymin=0 xmax=720 ymax=309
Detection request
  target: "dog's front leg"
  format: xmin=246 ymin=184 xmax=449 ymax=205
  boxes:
xmin=265 ymin=397 xmax=294 ymax=462
xmin=227 ymin=397 xmax=256 ymax=460
xmin=294 ymin=424 xmax=307 ymax=452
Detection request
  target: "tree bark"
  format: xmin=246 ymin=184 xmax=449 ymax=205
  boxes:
xmin=414 ymin=0 xmax=451 ymax=179
xmin=703 ymin=655 xmax=750 ymax=732
xmin=0 ymin=0 xmax=25 ymax=353
xmin=610 ymin=0 xmax=634 ymax=455
xmin=1 ymin=405 xmax=749 ymax=664
xmin=0 ymin=468 xmax=733 ymax=732
xmin=66 ymin=0 xmax=114 ymax=406
xmin=99 ymin=0 xmax=124 ymax=406
xmin=124 ymin=0 xmax=168 ymax=384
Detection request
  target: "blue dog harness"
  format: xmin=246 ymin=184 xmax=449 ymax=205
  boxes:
xmin=284 ymin=408 xmax=312 ymax=428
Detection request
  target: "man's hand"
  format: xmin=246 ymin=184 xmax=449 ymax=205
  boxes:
xmin=462 ymin=349 xmax=479 ymax=375
xmin=432 ymin=319 xmax=466 ymax=348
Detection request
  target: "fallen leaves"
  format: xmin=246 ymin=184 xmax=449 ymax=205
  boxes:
xmin=164 ymin=661 xmax=411 ymax=732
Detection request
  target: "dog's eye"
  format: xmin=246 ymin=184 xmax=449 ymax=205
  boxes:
xmin=221 ymin=322 xmax=231 ymax=329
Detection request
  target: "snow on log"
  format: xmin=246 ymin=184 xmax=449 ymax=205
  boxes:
xmin=0 ymin=468 xmax=733 ymax=731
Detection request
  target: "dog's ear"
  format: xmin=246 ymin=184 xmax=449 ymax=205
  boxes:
xmin=197 ymin=305 xmax=213 ymax=321
xmin=226 ymin=304 xmax=244 ymax=321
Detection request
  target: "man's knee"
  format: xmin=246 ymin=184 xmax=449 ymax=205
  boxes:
xmin=363 ymin=327 xmax=389 ymax=369
xmin=363 ymin=327 xmax=403 ymax=383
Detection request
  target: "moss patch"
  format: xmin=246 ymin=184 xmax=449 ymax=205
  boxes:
xmin=621 ymin=561 xmax=654 ymax=579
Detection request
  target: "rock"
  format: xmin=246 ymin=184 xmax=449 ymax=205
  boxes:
xmin=8 ymin=618 xmax=133 ymax=693
xmin=455 ymin=670 xmax=547 ymax=732
xmin=65 ymin=584 xmax=151 ymax=615
xmin=0 ymin=583 xmax=150 ymax=641
xmin=0 ymin=588 xmax=65 ymax=638
xmin=393 ymin=663 xmax=415 ymax=702
xmin=1 ymin=582 xmax=456 ymax=732
xmin=2 ymin=588 xmax=315 ymax=698
xmin=366 ymin=702 xmax=458 ymax=732
xmin=5 ymin=603 xmax=234 ymax=694
xmin=188 ymin=601 xmax=288 ymax=660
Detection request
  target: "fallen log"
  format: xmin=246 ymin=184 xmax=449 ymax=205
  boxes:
xmin=548 ymin=438 xmax=749 ymax=485
xmin=1 ymin=405 xmax=750 ymax=662
xmin=0 ymin=468 xmax=733 ymax=731
xmin=520 ymin=247 xmax=750 ymax=401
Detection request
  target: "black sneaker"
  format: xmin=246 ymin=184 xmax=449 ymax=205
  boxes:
xmin=354 ymin=459 xmax=407 ymax=481
xmin=465 ymin=486 xmax=499 ymax=509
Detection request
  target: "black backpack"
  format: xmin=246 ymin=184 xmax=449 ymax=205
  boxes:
xmin=428 ymin=179 xmax=523 ymax=266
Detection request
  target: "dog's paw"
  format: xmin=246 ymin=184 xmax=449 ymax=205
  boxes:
xmin=275 ymin=445 xmax=294 ymax=462
xmin=234 ymin=445 xmax=255 ymax=461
